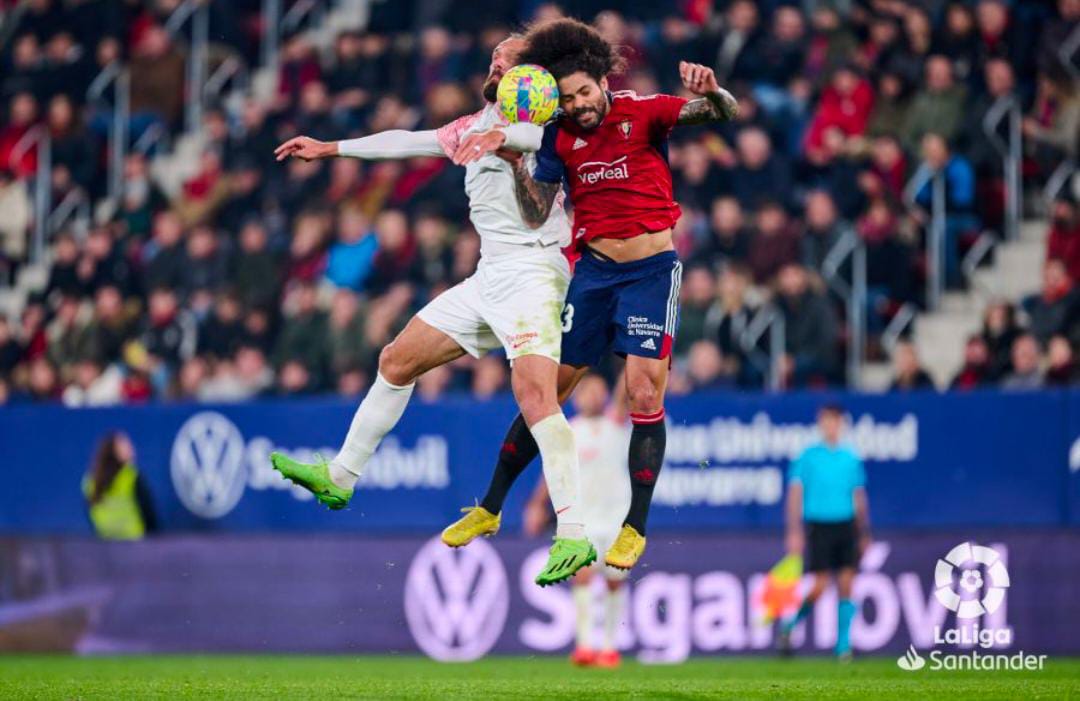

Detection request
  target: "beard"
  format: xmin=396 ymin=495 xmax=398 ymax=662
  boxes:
xmin=483 ymin=76 xmax=499 ymax=103
xmin=572 ymin=105 xmax=603 ymax=128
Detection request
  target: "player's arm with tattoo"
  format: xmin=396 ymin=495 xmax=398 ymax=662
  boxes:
xmin=509 ymin=157 xmax=561 ymax=229
xmin=676 ymin=61 xmax=739 ymax=125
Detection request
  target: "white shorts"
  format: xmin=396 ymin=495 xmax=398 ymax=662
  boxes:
xmin=417 ymin=244 xmax=570 ymax=362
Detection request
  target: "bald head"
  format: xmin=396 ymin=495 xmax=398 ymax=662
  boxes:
xmin=483 ymin=37 xmax=526 ymax=102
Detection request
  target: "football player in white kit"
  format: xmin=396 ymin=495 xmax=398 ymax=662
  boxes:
xmin=269 ymin=36 xmax=596 ymax=586
xmin=524 ymin=373 xmax=631 ymax=666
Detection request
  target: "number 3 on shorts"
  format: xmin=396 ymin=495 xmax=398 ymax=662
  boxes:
xmin=561 ymin=303 xmax=574 ymax=332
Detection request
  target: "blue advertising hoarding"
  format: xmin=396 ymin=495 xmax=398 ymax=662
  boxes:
xmin=0 ymin=389 xmax=1075 ymax=533
xmin=1065 ymin=391 xmax=1080 ymax=527
xmin=1 ymin=532 xmax=1077 ymax=656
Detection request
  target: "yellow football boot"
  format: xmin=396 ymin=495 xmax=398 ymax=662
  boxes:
xmin=441 ymin=504 xmax=501 ymax=548
xmin=605 ymin=524 xmax=646 ymax=570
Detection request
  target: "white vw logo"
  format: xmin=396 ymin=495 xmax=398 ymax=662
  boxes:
xmin=170 ymin=412 xmax=247 ymax=519
xmin=404 ymin=536 xmax=509 ymax=661
xmin=934 ymin=542 xmax=1010 ymax=619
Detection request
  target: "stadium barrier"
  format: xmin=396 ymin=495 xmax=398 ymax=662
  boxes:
xmin=2 ymin=389 xmax=1079 ymax=533
xmin=1 ymin=532 xmax=1077 ymax=657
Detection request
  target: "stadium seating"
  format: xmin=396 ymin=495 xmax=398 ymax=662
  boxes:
xmin=0 ymin=0 xmax=1077 ymax=406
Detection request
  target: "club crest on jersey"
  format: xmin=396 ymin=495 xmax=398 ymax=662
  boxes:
xmin=619 ymin=120 xmax=632 ymax=138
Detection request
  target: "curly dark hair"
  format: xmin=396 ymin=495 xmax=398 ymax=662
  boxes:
xmin=518 ymin=18 xmax=626 ymax=82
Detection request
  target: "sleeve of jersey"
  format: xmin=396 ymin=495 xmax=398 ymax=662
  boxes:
xmin=531 ymin=124 xmax=565 ymax=184
xmin=435 ymin=112 xmax=479 ymax=158
xmin=788 ymin=453 xmax=804 ymax=484
xmin=648 ymin=94 xmax=690 ymax=135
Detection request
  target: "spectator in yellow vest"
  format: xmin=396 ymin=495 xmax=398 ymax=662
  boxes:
xmin=83 ymin=432 xmax=157 ymax=540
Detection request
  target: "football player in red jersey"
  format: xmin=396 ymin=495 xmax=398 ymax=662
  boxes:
xmin=444 ymin=18 xmax=738 ymax=571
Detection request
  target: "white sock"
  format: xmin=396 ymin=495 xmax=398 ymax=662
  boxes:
xmin=329 ymin=373 xmax=415 ymax=489
xmin=530 ymin=413 xmax=584 ymax=540
xmin=573 ymin=583 xmax=592 ymax=649
xmin=603 ymin=585 xmax=625 ymax=652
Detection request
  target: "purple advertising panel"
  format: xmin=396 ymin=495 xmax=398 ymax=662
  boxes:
xmin=1 ymin=532 xmax=1077 ymax=659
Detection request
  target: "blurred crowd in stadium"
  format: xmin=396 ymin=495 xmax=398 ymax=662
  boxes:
xmin=0 ymin=0 xmax=1077 ymax=405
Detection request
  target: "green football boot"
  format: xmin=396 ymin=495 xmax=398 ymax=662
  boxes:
xmin=270 ymin=452 xmax=353 ymax=510
xmin=534 ymin=537 xmax=597 ymax=587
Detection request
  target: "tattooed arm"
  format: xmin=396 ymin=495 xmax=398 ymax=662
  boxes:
xmin=678 ymin=90 xmax=739 ymax=125
xmin=509 ymin=156 xmax=561 ymax=229
xmin=676 ymin=61 xmax=739 ymax=125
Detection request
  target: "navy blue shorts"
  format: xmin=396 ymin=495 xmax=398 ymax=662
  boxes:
xmin=560 ymin=249 xmax=683 ymax=367
xmin=806 ymin=520 xmax=858 ymax=572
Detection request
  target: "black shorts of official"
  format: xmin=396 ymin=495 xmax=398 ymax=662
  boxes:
xmin=806 ymin=520 xmax=858 ymax=573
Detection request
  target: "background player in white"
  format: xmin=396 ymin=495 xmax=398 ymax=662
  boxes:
xmin=269 ymin=37 xmax=595 ymax=586
xmin=524 ymin=373 xmax=631 ymax=666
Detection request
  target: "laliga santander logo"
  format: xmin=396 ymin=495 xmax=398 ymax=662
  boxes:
xmin=170 ymin=412 xmax=247 ymax=519
xmin=897 ymin=542 xmax=1045 ymax=672
xmin=933 ymin=542 xmax=1010 ymax=619
xmin=404 ymin=536 xmax=509 ymax=661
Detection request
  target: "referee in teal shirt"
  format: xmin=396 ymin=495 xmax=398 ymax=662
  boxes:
xmin=778 ymin=403 xmax=871 ymax=661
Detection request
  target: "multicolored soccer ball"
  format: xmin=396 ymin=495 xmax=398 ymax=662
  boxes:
xmin=496 ymin=64 xmax=559 ymax=125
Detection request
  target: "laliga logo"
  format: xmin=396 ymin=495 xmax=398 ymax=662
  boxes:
xmin=933 ymin=542 xmax=1010 ymax=619
xmin=404 ymin=536 xmax=509 ymax=661
xmin=170 ymin=412 xmax=247 ymax=519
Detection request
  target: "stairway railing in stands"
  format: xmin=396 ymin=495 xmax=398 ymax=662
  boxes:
xmin=738 ymin=303 xmax=785 ymax=391
xmin=982 ymin=95 xmax=1022 ymax=242
xmin=820 ymin=228 xmax=868 ymax=388
xmin=86 ymin=61 xmax=129 ymax=207
xmin=904 ymin=167 xmax=946 ymax=312
xmin=8 ymin=126 xmax=50 ymax=265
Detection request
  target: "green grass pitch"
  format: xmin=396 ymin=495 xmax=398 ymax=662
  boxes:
xmin=1 ymin=655 xmax=1078 ymax=700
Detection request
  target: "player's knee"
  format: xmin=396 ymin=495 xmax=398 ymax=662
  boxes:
xmin=626 ymin=375 xmax=661 ymax=413
xmin=515 ymin=381 xmax=555 ymax=425
xmin=378 ymin=343 xmax=415 ymax=386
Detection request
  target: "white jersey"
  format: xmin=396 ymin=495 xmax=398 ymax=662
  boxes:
xmin=436 ymin=104 xmax=570 ymax=253
xmin=571 ymin=413 xmax=631 ymax=538
xmin=338 ymin=107 xmax=571 ymax=361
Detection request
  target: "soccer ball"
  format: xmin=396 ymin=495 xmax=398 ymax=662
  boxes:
xmin=496 ymin=64 xmax=559 ymax=125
